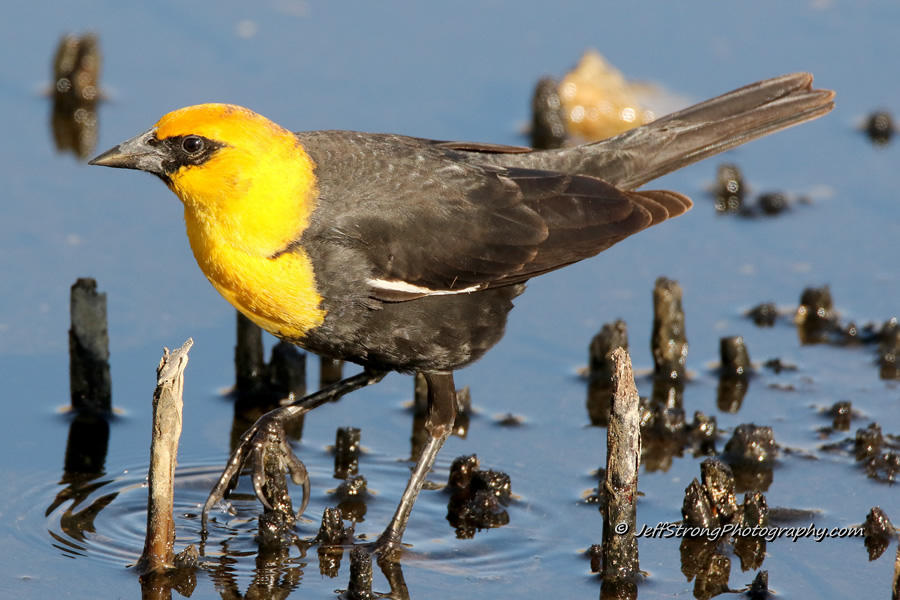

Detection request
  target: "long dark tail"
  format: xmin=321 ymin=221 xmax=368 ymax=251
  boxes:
xmin=515 ymin=73 xmax=835 ymax=190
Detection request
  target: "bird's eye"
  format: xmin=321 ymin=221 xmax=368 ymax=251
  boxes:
xmin=182 ymin=136 xmax=204 ymax=154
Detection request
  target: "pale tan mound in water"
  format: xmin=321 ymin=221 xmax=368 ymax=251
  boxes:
xmin=558 ymin=50 xmax=656 ymax=141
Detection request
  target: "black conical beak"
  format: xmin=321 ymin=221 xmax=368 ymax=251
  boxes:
xmin=89 ymin=127 xmax=167 ymax=175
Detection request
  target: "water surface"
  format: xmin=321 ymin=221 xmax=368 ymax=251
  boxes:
xmin=1 ymin=2 xmax=898 ymax=598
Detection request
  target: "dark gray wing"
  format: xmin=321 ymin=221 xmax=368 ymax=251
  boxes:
xmin=315 ymin=156 xmax=688 ymax=301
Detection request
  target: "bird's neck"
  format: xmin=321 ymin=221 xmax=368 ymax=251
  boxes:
xmin=177 ymin=146 xmax=327 ymax=341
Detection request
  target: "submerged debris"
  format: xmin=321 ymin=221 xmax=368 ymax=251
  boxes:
xmin=680 ymin=459 xmax=769 ymax=591
xmin=867 ymin=452 xmax=900 ymax=483
xmin=315 ymin=506 xmax=353 ymax=546
xmin=682 ymin=458 xmax=769 ymax=529
xmin=713 ymin=164 xmax=746 ymax=213
xmin=447 ymin=454 xmax=480 ymax=490
xmin=828 ymin=400 xmax=854 ymax=432
xmin=822 ymin=421 xmax=900 ymax=483
xmin=757 ymin=192 xmax=789 ymax=216
xmin=710 ymin=163 xmax=802 ymax=217
xmin=445 ymin=455 xmax=512 ymax=539
xmin=865 ymin=110 xmax=895 ymax=145
xmin=796 ymin=285 xmax=840 ymax=344
xmin=334 ymin=474 xmax=368 ymax=499
xmin=495 ymin=413 xmax=525 ymax=427
xmin=746 ymin=286 xmax=895 ymax=380
xmin=720 ymin=336 xmax=753 ymax=379
xmin=879 ymin=318 xmax=900 ymax=380
xmin=682 ymin=459 xmax=745 ymax=530
xmin=724 ymin=424 xmax=778 ymax=467
xmin=863 ymin=506 xmax=896 ymax=561
xmin=794 ymin=285 xmax=884 ymax=348
xmin=640 ymin=399 xmax=718 ymax=472
xmin=723 ymin=424 xmax=777 ymax=492
xmin=313 ymin=507 xmax=353 ymax=578
xmin=682 ymin=479 xmax=716 ymax=529
xmin=588 ymin=543 xmax=603 ymax=573
xmin=690 ymin=413 xmax=719 ymax=453
xmin=51 ymin=32 xmax=101 ymax=160
xmin=744 ymin=570 xmax=772 ymax=599
xmin=702 ymin=459 xmax=740 ymax=523
xmin=855 ymin=423 xmax=885 ymax=461
xmin=762 ymin=358 xmax=797 ymax=374
xmin=746 ymin=302 xmax=778 ymax=328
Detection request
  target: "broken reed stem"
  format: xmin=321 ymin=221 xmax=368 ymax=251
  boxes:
xmin=651 ymin=277 xmax=688 ymax=381
xmin=69 ymin=278 xmax=111 ymax=412
xmin=235 ymin=311 xmax=265 ymax=395
xmin=335 ymin=426 xmax=362 ymax=479
xmin=893 ymin=533 xmax=900 ymax=600
xmin=139 ymin=339 xmax=193 ymax=573
xmin=602 ymin=347 xmax=641 ymax=581
xmin=320 ymin=356 xmax=345 ymax=387
xmin=589 ymin=319 xmax=629 ymax=384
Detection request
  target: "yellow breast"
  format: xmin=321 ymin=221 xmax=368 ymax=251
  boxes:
xmin=191 ymin=233 xmax=326 ymax=340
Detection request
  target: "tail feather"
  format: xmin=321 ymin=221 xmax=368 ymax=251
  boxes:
xmin=628 ymin=189 xmax=693 ymax=226
xmin=504 ymin=73 xmax=835 ymax=191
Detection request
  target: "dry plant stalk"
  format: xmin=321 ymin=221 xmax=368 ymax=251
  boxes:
xmin=139 ymin=339 xmax=193 ymax=573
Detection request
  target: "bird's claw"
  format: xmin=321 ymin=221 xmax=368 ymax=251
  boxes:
xmin=202 ymin=412 xmax=310 ymax=531
xmin=356 ymin=532 xmax=407 ymax=564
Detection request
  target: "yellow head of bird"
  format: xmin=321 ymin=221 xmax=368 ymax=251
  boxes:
xmin=91 ymin=103 xmax=319 ymax=256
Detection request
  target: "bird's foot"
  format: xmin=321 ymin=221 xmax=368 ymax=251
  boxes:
xmin=202 ymin=410 xmax=309 ymax=531
xmin=370 ymin=530 xmax=406 ymax=563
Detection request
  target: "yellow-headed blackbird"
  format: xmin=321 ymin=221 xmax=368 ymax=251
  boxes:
xmin=90 ymin=73 xmax=833 ymax=555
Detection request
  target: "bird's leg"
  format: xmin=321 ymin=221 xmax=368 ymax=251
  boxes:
xmin=202 ymin=368 xmax=387 ymax=533
xmin=376 ymin=371 xmax=457 ymax=559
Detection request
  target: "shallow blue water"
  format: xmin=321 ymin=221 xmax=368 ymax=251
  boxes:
xmin=1 ymin=2 xmax=899 ymax=598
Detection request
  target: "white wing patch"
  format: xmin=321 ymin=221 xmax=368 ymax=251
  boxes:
xmin=366 ymin=278 xmax=483 ymax=296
